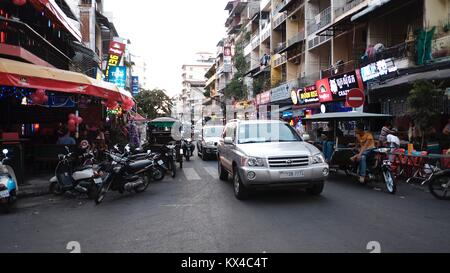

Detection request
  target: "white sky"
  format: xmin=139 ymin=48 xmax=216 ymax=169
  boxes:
xmin=104 ymin=0 xmax=230 ymax=97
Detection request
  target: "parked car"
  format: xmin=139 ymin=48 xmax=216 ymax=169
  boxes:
xmin=197 ymin=125 xmax=225 ymax=160
xmin=217 ymin=119 xmax=329 ymax=200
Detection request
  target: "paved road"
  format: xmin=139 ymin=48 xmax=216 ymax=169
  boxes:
xmin=1 ymin=154 xmax=449 ymax=253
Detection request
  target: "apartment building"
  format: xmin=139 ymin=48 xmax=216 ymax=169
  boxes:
xmin=219 ymin=0 xmax=450 ymax=124
xmin=179 ymin=53 xmax=215 ymax=124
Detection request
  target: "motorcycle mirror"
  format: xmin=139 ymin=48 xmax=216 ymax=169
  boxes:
xmin=2 ymin=149 xmax=8 ymax=156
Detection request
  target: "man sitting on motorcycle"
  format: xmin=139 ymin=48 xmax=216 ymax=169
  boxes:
xmin=351 ymin=123 xmax=376 ymax=184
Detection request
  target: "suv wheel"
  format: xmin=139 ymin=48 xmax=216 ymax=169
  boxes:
xmin=306 ymin=182 xmax=324 ymax=196
xmin=233 ymin=167 xmax=249 ymax=200
xmin=218 ymin=158 xmax=228 ymax=181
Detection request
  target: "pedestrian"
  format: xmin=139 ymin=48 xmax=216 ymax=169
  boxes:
xmin=408 ymin=121 xmax=422 ymax=146
xmin=56 ymin=128 xmax=76 ymax=145
xmin=379 ymin=121 xmax=396 ymax=147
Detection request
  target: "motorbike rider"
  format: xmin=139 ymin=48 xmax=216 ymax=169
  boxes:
xmin=351 ymin=123 xmax=376 ymax=184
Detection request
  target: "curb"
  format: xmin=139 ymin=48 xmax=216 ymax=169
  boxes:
xmin=18 ymin=187 xmax=50 ymax=199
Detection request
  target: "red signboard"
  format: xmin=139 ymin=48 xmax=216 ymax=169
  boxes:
xmin=108 ymin=41 xmax=126 ymax=56
xmin=346 ymin=88 xmax=365 ymax=108
xmin=315 ymin=78 xmax=333 ymax=103
xmin=256 ymin=91 xmax=271 ymax=105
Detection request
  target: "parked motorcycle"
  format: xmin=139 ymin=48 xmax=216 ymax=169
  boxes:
xmin=344 ymin=147 xmax=397 ymax=194
xmin=428 ymin=168 xmax=450 ymax=200
xmin=0 ymin=149 xmax=18 ymax=213
xmin=94 ymin=150 xmax=155 ymax=204
xmin=49 ymin=147 xmax=102 ymax=199
xmin=121 ymin=144 xmax=166 ymax=181
xmin=181 ymin=138 xmax=195 ymax=161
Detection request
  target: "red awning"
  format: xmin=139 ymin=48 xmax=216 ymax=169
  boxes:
xmin=29 ymin=0 xmax=82 ymax=42
xmin=131 ymin=113 xmax=149 ymax=122
xmin=0 ymin=58 xmax=131 ymax=103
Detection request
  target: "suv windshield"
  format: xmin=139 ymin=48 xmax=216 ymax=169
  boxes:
xmin=238 ymin=123 xmax=302 ymax=144
xmin=204 ymin=127 xmax=224 ymax=138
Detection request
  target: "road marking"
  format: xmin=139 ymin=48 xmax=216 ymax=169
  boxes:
xmin=205 ymin=167 xmax=219 ymax=179
xmin=183 ymin=168 xmax=201 ymax=180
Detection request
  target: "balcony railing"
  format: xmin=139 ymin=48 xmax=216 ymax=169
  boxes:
xmin=286 ymin=0 xmax=305 ymax=15
xmin=251 ymin=31 xmax=260 ymax=50
xmin=261 ymin=22 xmax=271 ymax=42
xmin=287 ymin=30 xmax=305 ymax=47
xmin=274 ymin=41 xmax=287 ymax=54
xmin=273 ymin=12 xmax=287 ymax=29
xmin=321 ymin=60 xmax=358 ymax=78
xmin=334 ymin=0 xmax=366 ymax=19
xmin=359 ymin=40 xmax=416 ymax=67
xmin=306 ymin=6 xmax=331 ymax=35
xmin=0 ymin=17 xmax=73 ymax=70
xmin=273 ymin=53 xmax=287 ymax=67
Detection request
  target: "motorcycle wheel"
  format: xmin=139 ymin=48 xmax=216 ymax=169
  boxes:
xmin=383 ymin=169 xmax=397 ymax=195
xmin=152 ymin=167 xmax=165 ymax=181
xmin=135 ymin=175 xmax=150 ymax=193
xmin=2 ymin=191 xmax=16 ymax=214
xmin=87 ymin=182 xmax=100 ymax=200
xmin=49 ymin=182 xmax=64 ymax=196
xmin=169 ymin=159 xmax=176 ymax=178
xmin=429 ymin=173 xmax=450 ymax=200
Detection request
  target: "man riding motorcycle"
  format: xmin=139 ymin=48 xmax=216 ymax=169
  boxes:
xmin=351 ymin=123 xmax=376 ymax=184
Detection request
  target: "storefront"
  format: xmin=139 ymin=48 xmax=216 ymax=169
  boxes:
xmin=0 ymin=58 xmax=133 ymax=183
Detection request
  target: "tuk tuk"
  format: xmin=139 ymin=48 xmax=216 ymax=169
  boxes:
xmin=146 ymin=117 xmax=184 ymax=168
xmin=304 ymin=111 xmax=397 ymax=194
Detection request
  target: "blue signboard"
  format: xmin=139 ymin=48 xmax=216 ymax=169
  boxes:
xmin=108 ymin=66 xmax=127 ymax=88
xmin=132 ymin=76 xmax=139 ymax=96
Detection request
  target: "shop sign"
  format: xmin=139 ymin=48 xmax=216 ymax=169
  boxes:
xmin=328 ymin=70 xmax=364 ymax=101
xmin=132 ymin=76 xmax=139 ymax=96
xmin=271 ymin=80 xmax=299 ymax=103
xmin=108 ymin=66 xmax=127 ymax=88
xmin=316 ymin=78 xmax=333 ymax=103
xmin=360 ymin=58 xmax=398 ymax=82
xmin=294 ymin=85 xmax=320 ymax=105
xmin=105 ymin=41 xmax=126 ymax=81
xmin=256 ymin=91 xmax=271 ymax=105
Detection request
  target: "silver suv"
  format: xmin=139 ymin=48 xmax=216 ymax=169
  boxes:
xmin=217 ymin=120 xmax=329 ymax=200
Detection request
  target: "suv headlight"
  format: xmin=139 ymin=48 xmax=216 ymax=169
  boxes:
xmin=311 ymin=153 xmax=325 ymax=164
xmin=242 ymin=157 xmax=265 ymax=167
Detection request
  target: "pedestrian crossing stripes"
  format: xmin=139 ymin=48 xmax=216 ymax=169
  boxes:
xmin=182 ymin=168 xmax=201 ymax=180
xmin=204 ymin=167 xmax=219 ymax=179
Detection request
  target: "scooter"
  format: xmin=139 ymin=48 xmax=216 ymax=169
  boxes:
xmin=181 ymin=138 xmax=195 ymax=161
xmin=0 ymin=149 xmax=18 ymax=213
xmin=49 ymin=147 xmax=102 ymax=199
xmin=344 ymin=147 xmax=397 ymax=194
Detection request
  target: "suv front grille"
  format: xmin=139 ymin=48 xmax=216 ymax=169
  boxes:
xmin=268 ymin=156 xmax=310 ymax=168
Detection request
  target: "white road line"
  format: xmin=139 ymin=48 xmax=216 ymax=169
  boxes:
xmin=205 ymin=167 xmax=219 ymax=179
xmin=183 ymin=168 xmax=201 ymax=180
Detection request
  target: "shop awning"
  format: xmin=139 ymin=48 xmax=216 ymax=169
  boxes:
xmin=370 ymin=68 xmax=450 ymax=91
xmin=304 ymin=111 xmax=392 ymax=121
xmin=351 ymin=0 xmax=391 ymax=22
xmin=29 ymin=0 xmax=82 ymax=42
xmin=131 ymin=112 xmax=149 ymax=122
xmin=0 ymin=58 xmax=131 ymax=102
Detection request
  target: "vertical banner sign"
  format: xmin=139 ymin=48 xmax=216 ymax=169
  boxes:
xmin=107 ymin=66 xmax=127 ymax=88
xmin=223 ymin=46 xmax=232 ymax=73
xmin=105 ymin=41 xmax=126 ymax=81
xmin=132 ymin=76 xmax=139 ymax=96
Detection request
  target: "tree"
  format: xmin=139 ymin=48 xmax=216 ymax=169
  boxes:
xmin=407 ymin=80 xmax=444 ymax=149
xmin=135 ymin=88 xmax=173 ymax=120
xmin=224 ymin=41 xmax=249 ymax=100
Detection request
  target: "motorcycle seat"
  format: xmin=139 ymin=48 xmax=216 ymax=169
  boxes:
xmin=128 ymin=153 xmax=148 ymax=161
xmin=74 ymin=165 xmax=93 ymax=172
xmin=128 ymin=160 xmax=153 ymax=171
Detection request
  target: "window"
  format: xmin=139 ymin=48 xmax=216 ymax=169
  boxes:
xmin=238 ymin=123 xmax=302 ymax=144
xmin=224 ymin=123 xmax=236 ymax=141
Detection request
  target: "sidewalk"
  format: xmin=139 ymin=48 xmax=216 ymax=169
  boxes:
xmin=18 ymin=174 xmax=52 ymax=198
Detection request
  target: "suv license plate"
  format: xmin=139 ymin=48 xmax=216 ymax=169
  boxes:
xmin=280 ymin=171 xmax=304 ymax=179
xmin=0 ymin=190 xmax=10 ymax=198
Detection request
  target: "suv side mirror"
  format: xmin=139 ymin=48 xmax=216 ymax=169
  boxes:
xmin=224 ymin=137 xmax=234 ymax=145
